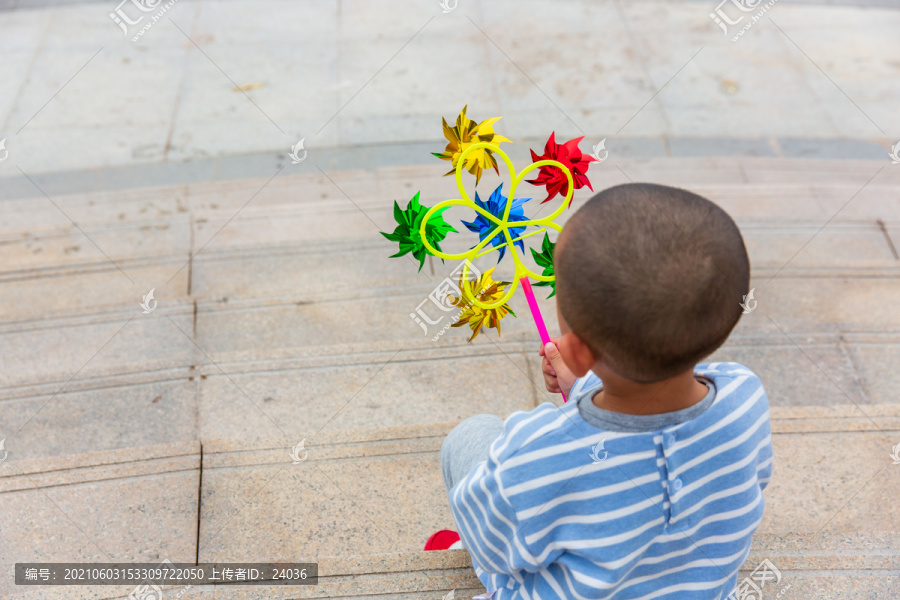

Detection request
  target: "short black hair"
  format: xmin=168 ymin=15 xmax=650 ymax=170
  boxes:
xmin=556 ymin=183 xmax=750 ymax=383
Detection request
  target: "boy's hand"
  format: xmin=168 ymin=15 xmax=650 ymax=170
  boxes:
xmin=540 ymin=340 xmax=577 ymax=397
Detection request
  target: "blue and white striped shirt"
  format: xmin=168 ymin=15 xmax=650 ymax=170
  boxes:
xmin=448 ymin=362 xmax=773 ymax=599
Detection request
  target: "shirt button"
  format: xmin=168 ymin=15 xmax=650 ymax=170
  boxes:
xmin=665 ymin=434 xmax=676 ymax=446
xmin=672 ymin=478 xmax=683 ymax=492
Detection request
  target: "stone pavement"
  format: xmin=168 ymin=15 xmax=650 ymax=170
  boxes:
xmin=0 ymin=0 xmax=900 ymax=598
xmin=1 ymin=158 xmax=900 ymax=599
xmin=0 ymin=0 xmax=898 ymax=182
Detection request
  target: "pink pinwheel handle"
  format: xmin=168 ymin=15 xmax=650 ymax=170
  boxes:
xmin=520 ymin=277 xmax=567 ymax=402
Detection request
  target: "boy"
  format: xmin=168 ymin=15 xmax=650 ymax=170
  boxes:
xmin=434 ymin=183 xmax=773 ymax=599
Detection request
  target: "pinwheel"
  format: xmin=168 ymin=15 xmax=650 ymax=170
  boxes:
xmin=432 ymin=105 xmax=510 ymax=185
xmin=526 ymin=132 xmax=597 ymax=206
xmin=382 ymin=109 xmax=601 ymax=401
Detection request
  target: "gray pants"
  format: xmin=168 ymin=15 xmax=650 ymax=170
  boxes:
xmin=440 ymin=414 xmax=505 ymax=494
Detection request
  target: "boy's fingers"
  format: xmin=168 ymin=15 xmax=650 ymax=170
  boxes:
xmin=544 ymin=342 xmax=564 ymax=368
xmin=542 ymin=358 xmax=557 ymax=377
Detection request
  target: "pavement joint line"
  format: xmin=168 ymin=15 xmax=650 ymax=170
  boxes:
xmin=164 ymin=314 xmax=289 ymax=437
xmin=0 ymin=466 xmax=200 ymax=495
xmin=198 ymin=462 xmax=289 ymax=552
xmin=0 ymin=330 xmax=887 ymax=398
xmin=837 ymin=335 xmax=870 ymax=403
xmin=166 ymin=164 xmax=287 ymax=285
xmin=876 ymin=218 xmax=900 ymax=259
xmin=11 ymin=315 xmax=135 ymax=437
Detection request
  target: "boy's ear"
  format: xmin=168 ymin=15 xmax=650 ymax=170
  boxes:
xmin=558 ymin=330 xmax=597 ymax=378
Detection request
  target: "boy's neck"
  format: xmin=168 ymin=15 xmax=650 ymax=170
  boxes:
xmin=590 ymin=365 xmax=709 ymax=416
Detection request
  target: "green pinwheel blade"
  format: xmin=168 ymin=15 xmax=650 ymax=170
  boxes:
xmin=381 ymin=191 xmax=458 ymax=271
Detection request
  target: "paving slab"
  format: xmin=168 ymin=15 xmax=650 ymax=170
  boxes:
xmin=0 ymin=0 xmax=898 ymax=175
xmin=0 ymin=260 xmax=190 ymax=323
xmin=198 ymin=425 xmax=457 ymax=563
xmin=194 ymin=407 xmax=900 ymax=593
xmin=185 ymin=219 xmax=899 ymax=305
xmin=4 ymin=159 xmax=899 ymax=228
xmin=197 ymin=324 xmax=891 ymax=413
xmin=757 ymin=430 xmax=900 ymax=537
xmin=844 ymin=339 xmax=900 ymax=406
xmin=198 ymin=345 xmax=538 ymax=439
xmin=192 ymin=277 xmax=900 ymax=352
xmin=0 ymin=375 xmax=198 ymax=461
xmin=0 ymin=218 xmax=191 ymax=272
xmin=0 ymin=441 xmax=200 ymax=599
xmin=0 ymin=308 xmax=197 ymax=389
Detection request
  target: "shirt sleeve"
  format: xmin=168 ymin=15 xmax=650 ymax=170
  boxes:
xmin=448 ymin=419 xmax=557 ymax=579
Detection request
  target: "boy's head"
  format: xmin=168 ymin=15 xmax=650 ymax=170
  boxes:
xmin=555 ymin=183 xmax=750 ymax=384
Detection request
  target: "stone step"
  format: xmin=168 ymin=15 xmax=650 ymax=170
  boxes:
xmin=3 ymin=157 xmax=899 ymax=219
xmin=8 ymin=217 xmax=896 ymax=285
xmin=2 ymin=157 xmax=897 ymax=325
xmin=10 ymin=543 xmax=900 ymax=600
xmin=3 ymin=264 xmax=900 ymax=388
xmin=2 ymin=317 xmax=899 ymax=460
xmin=4 ymin=176 xmax=899 ymax=260
xmin=2 ymin=306 xmax=899 ymax=461
xmin=2 ymin=161 xmax=899 ymax=253
xmin=0 ymin=442 xmax=201 ymax=599
xmin=2 ymin=216 xmax=898 ymax=325
xmin=0 ymin=182 xmax=900 ymax=279
xmin=4 ymin=408 xmax=898 ymax=599
xmin=195 ymin=406 xmax=900 ymax=565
